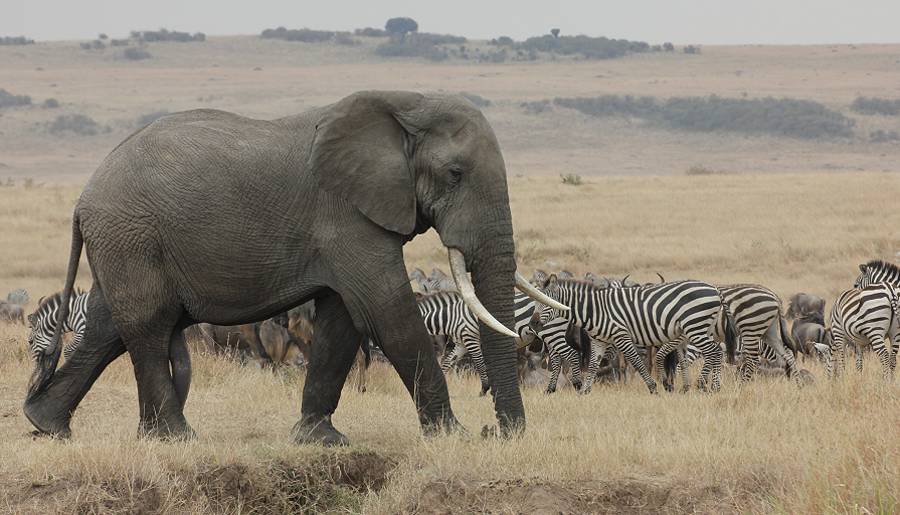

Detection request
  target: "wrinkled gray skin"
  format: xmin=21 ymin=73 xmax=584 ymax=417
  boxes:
xmin=23 ymin=91 xmax=524 ymax=444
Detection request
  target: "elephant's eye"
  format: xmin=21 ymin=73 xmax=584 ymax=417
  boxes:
xmin=448 ymin=166 xmax=463 ymax=184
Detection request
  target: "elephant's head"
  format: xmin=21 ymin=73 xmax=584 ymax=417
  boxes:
xmin=309 ymin=91 xmax=563 ymax=434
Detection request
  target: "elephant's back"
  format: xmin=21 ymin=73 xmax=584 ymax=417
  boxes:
xmin=79 ymin=108 xmax=313 ymax=216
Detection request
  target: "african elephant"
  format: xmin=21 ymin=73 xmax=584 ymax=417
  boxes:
xmin=24 ymin=90 xmax=562 ymax=445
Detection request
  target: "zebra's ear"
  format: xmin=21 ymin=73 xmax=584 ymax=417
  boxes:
xmin=858 ymin=263 xmax=867 ymax=273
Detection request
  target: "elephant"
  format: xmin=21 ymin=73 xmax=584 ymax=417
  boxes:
xmin=23 ymin=90 xmax=564 ymax=445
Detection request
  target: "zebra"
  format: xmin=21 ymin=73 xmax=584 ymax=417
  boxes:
xmin=654 ymin=284 xmax=798 ymax=390
xmin=538 ymin=275 xmax=726 ymax=393
xmin=26 ymin=289 xmax=90 ymax=361
xmin=416 ymin=290 xmax=547 ymax=395
xmin=821 ymin=284 xmax=900 ymax=379
xmin=855 ymin=260 xmax=900 ymax=290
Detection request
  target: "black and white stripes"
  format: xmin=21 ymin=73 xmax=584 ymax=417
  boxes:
xmin=26 ymin=289 xmax=90 ymax=361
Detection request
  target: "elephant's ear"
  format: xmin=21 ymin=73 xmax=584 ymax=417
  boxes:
xmin=310 ymin=91 xmax=425 ymax=235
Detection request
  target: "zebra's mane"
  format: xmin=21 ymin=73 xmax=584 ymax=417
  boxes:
xmin=34 ymin=288 xmax=85 ymax=313
xmin=864 ymin=259 xmax=900 ymax=276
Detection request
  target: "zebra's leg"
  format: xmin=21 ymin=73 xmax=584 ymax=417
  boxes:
xmin=614 ymin=336 xmax=657 ymax=394
xmin=764 ymin=327 xmax=799 ymax=383
xmin=545 ymin=350 xmax=562 ymax=394
xmin=440 ymin=340 xmax=464 ymax=373
xmin=677 ymin=347 xmax=691 ymax=393
xmin=580 ymin=340 xmax=601 ymax=394
xmin=855 ymin=342 xmax=864 ymax=373
xmin=829 ymin=328 xmax=846 ymax=379
xmin=739 ymin=337 xmax=761 ymax=382
xmin=462 ymin=334 xmax=491 ymax=396
xmin=24 ymin=284 xmax=125 ymax=438
xmin=869 ymin=335 xmax=892 ymax=380
xmin=565 ymin=348 xmax=583 ymax=392
xmin=654 ymin=340 xmax=678 ymax=392
xmin=691 ymin=335 xmax=724 ymax=392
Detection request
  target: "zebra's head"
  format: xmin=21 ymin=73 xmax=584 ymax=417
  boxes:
xmin=855 ymin=263 xmax=873 ymax=289
xmin=537 ymin=274 xmax=564 ymax=324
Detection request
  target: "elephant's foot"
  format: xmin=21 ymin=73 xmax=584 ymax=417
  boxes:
xmin=23 ymin=400 xmax=73 ymax=440
xmin=292 ymin=415 xmax=349 ymax=446
xmin=422 ymin=413 xmax=468 ymax=439
xmin=138 ymin=415 xmax=196 ymax=441
xmin=481 ymin=417 xmax=525 ymax=440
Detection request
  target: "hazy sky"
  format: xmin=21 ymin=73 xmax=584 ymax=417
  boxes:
xmin=3 ymin=0 xmax=900 ymax=45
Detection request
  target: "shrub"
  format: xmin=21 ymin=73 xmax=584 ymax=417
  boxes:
xmin=48 ymin=114 xmax=106 ymax=136
xmin=870 ymin=130 xmax=900 ymax=143
xmin=458 ymin=92 xmax=491 ymax=108
xmin=136 ymin=110 xmax=169 ymax=127
xmin=374 ymin=32 xmax=461 ymax=61
xmin=0 ymin=89 xmax=32 ymax=108
xmin=260 ymin=27 xmax=335 ymax=43
xmin=122 ymin=47 xmax=152 ymax=60
xmin=481 ymin=49 xmax=507 ymax=63
xmin=42 ymin=98 xmax=59 ymax=109
xmin=354 ymin=27 xmax=388 ymax=37
xmin=552 ymin=95 xmax=854 ymax=139
xmin=385 ymin=17 xmax=418 ymax=37
xmin=550 ymin=29 xmax=560 ymax=38
xmin=683 ymin=45 xmax=701 ymax=54
xmin=333 ymin=33 xmax=360 ymax=46
xmin=490 ymin=36 xmax=514 ymax=46
xmin=517 ymin=34 xmax=649 ymax=60
xmin=560 ymin=173 xmax=583 ymax=185
xmin=663 ymin=42 xmax=674 ymax=52
xmin=520 ymin=100 xmax=552 ymax=115
xmin=0 ymin=36 xmax=34 ymax=45
xmin=133 ymin=28 xmax=205 ymax=43
xmin=110 ymin=38 xmax=130 ymax=46
xmin=851 ymin=96 xmax=900 ymax=116
xmin=98 ymin=33 xmax=108 ymax=40
xmin=685 ymin=165 xmax=723 ymax=175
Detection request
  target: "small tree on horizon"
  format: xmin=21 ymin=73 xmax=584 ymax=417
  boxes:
xmin=385 ymin=17 xmax=418 ymax=41
xmin=550 ymin=28 xmax=560 ymax=38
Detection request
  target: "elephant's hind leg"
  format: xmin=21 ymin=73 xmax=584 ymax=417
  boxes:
xmin=23 ymin=284 xmax=125 ymax=438
xmin=294 ymin=290 xmax=362 ymax=446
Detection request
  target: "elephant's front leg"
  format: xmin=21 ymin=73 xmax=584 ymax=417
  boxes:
xmin=294 ymin=291 xmax=365 ymax=446
xmin=342 ymin=276 xmax=460 ymax=436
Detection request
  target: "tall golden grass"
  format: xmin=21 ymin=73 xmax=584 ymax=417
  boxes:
xmin=0 ymin=172 xmax=898 ymax=513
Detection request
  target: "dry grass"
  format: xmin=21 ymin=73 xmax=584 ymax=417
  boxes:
xmin=0 ymin=173 xmax=898 ymax=512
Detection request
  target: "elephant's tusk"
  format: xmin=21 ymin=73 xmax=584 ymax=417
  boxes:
xmin=514 ymin=272 xmax=570 ymax=312
xmin=447 ymin=248 xmax=519 ymax=338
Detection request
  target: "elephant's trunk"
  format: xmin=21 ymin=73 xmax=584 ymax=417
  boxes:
xmin=467 ymin=231 xmax=525 ymax=436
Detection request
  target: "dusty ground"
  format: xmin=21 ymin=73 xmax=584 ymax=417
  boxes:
xmin=1 ymin=34 xmax=899 ymax=513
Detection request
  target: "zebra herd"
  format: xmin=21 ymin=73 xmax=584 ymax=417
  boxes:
xmin=20 ymin=260 xmax=900 ymax=393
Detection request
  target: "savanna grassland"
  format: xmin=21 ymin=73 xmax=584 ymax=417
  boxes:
xmin=1 ymin=31 xmax=900 ymax=513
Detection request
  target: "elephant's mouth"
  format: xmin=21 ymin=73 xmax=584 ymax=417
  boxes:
xmin=445 ymin=248 xmax=567 ymax=336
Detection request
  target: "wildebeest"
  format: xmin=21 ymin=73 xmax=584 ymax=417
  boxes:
xmin=786 ymin=292 xmax=826 ymax=323
xmin=0 ymin=301 xmax=25 ymax=324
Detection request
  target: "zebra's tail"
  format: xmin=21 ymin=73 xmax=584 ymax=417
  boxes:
xmin=27 ymin=211 xmax=82 ymax=398
xmin=722 ymin=305 xmax=740 ymax=365
xmin=778 ymin=314 xmax=800 ymax=355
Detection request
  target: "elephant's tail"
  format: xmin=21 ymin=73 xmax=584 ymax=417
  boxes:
xmin=27 ymin=211 xmax=82 ymax=398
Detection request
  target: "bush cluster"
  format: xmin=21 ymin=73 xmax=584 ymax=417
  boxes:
xmin=354 ymin=27 xmax=388 ymax=37
xmin=458 ymin=92 xmax=491 ymax=108
xmin=851 ymin=96 xmax=900 ymax=116
xmin=260 ymin=27 xmax=335 ymax=43
xmin=42 ymin=98 xmax=59 ymax=108
xmin=517 ymin=34 xmax=649 ymax=59
xmin=122 ymin=47 xmax=152 ymax=60
xmin=375 ymin=31 xmax=467 ymax=61
xmin=520 ymin=100 xmax=552 ymax=115
xmin=0 ymin=36 xmax=34 ymax=45
xmin=0 ymin=89 xmax=32 ymax=108
xmin=870 ymin=129 xmax=900 ymax=143
xmin=136 ymin=110 xmax=169 ymax=127
xmin=131 ymin=29 xmax=205 ymax=43
xmin=48 ymin=114 xmax=108 ymax=136
xmin=552 ymin=95 xmax=855 ymax=139
xmin=80 ymin=39 xmax=106 ymax=50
